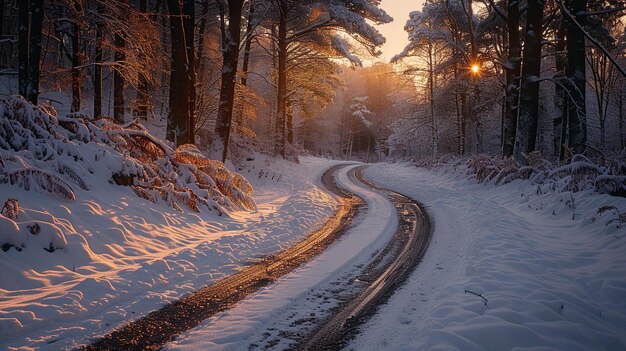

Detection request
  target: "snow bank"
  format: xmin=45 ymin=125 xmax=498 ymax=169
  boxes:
xmin=349 ymin=162 xmax=626 ymax=350
xmin=0 ymin=95 xmax=255 ymax=217
xmin=464 ymin=152 xmax=626 ymax=196
xmin=0 ymin=96 xmax=257 ymax=253
xmin=0 ymin=95 xmax=337 ymax=350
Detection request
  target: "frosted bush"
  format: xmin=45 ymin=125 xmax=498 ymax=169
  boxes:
xmin=420 ymin=151 xmax=626 ymax=197
xmin=0 ymin=95 xmax=256 ymax=215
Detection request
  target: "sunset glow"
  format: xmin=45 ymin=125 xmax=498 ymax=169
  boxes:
xmin=471 ymin=64 xmax=480 ymax=75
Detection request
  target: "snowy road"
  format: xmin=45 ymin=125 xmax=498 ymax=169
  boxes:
xmin=300 ymin=166 xmax=431 ymax=350
xmin=163 ymin=164 xmax=417 ymax=350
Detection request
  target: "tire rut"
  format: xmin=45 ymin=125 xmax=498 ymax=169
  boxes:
xmin=81 ymin=164 xmax=363 ymax=351
xmin=297 ymin=165 xmax=432 ymax=351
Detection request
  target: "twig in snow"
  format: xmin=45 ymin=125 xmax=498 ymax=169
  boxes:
xmin=464 ymin=289 xmax=488 ymax=305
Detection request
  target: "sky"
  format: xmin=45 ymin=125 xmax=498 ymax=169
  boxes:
xmin=377 ymin=1 xmax=425 ymax=61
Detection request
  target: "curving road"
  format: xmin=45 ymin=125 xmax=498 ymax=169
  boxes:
xmin=82 ymin=164 xmax=431 ymax=351
xmin=298 ymin=166 xmax=432 ymax=350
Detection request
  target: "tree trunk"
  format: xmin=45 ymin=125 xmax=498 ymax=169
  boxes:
xmin=275 ymin=1 xmax=288 ymax=159
xmin=241 ymin=2 xmax=255 ymax=88
xmin=565 ymin=0 xmax=587 ymax=154
xmin=136 ymin=0 xmax=149 ymax=119
xmin=94 ymin=2 xmax=103 ymax=118
xmin=240 ymin=19 xmax=254 ymax=88
xmin=502 ymin=0 xmax=521 ymax=157
xmin=366 ymin=133 xmax=371 ymax=163
xmin=428 ymin=39 xmax=437 ymax=157
xmin=211 ymin=0 xmax=244 ymax=161
xmin=554 ymin=3 xmax=568 ymax=158
xmin=195 ymin=0 xmax=209 ymax=74
xmin=513 ymin=0 xmax=544 ymax=164
xmin=286 ymin=99 xmax=293 ymax=144
xmin=18 ymin=0 xmax=29 ymax=99
xmin=185 ymin=0 xmax=195 ymax=144
xmin=618 ymin=89 xmax=626 ymax=150
xmin=194 ymin=0 xmax=209 ymax=128
xmin=454 ymin=69 xmax=462 ymax=155
xmin=166 ymin=0 xmax=194 ymax=147
xmin=0 ymin=0 xmax=4 ymax=38
xmin=234 ymin=4 xmax=256 ymax=129
xmin=70 ymin=1 xmax=83 ymax=113
xmin=473 ymin=82 xmax=482 ymax=153
xmin=23 ymin=0 xmax=44 ymax=104
xmin=113 ymin=30 xmax=125 ymax=123
xmin=460 ymin=87 xmax=467 ymax=155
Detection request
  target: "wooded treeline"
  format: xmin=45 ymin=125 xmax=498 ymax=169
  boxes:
xmin=1 ymin=0 xmax=391 ymax=162
xmin=389 ymin=0 xmax=625 ymax=162
xmin=3 ymin=0 xmax=624 ymax=163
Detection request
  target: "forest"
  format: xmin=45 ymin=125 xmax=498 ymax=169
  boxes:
xmin=1 ymin=0 xmax=624 ymax=165
xmin=2 ymin=1 xmax=626 ymax=350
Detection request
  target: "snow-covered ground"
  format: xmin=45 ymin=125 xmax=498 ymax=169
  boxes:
xmin=0 ymin=156 xmax=337 ymax=350
xmin=160 ymin=161 xmax=626 ymax=351
xmin=3 ymin=157 xmax=626 ymax=351
xmin=348 ymin=163 xmax=626 ymax=351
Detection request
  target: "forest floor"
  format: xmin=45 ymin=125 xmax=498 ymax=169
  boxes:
xmin=1 ymin=157 xmax=626 ymax=350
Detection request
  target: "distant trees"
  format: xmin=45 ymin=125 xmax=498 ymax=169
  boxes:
xmin=6 ymin=0 xmax=395 ymax=162
xmin=267 ymin=0 xmax=392 ymax=158
xmin=391 ymin=0 xmax=626 ymax=161
xmin=5 ymin=0 xmax=625 ymax=163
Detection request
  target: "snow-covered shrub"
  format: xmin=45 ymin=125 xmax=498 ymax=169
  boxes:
xmin=0 ymin=95 xmax=256 ymax=215
xmin=0 ymin=214 xmax=68 ymax=253
xmin=1 ymin=198 xmax=19 ymax=219
xmin=462 ymin=152 xmax=626 ymax=196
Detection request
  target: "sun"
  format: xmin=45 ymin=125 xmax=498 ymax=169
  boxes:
xmin=470 ymin=64 xmax=480 ymax=75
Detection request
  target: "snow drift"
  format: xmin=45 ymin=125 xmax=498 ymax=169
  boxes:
xmin=0 ymin=95 xmax=255 ymax=252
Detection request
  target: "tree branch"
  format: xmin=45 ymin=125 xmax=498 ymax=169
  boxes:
xmin=487 ymin=0 xmax=508 ymax=21
xmin=558 ymin=0 xmax=626 ymax=78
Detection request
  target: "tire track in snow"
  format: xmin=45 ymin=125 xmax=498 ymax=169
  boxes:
xmin=299 ymin=166 xmax=432 ymax=350
xmin=81 ymin=164 xmax=363 ymax=351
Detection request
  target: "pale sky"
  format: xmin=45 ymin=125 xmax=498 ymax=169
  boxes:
xmin=377 ymin=1 xmax=425 ymax=61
